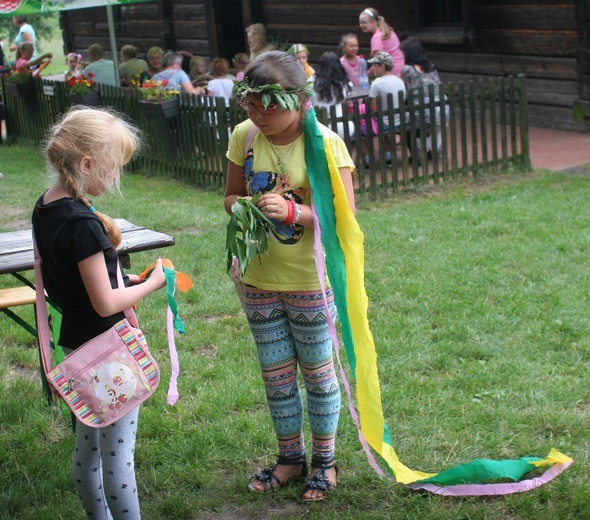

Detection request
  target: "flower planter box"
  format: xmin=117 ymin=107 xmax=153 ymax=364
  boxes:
xmin=138 ymin=98 xmax=180 ymax=119
xmin=5 ymin=80 xmax=33 ymax=98
xmin=67 ymin=91 xmax=100 ymax=107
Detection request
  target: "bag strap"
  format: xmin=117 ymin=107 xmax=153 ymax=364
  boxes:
xmin=33 ymin=235 xmax=136 ymax=375
xmin=244 ymin=123 xmax=259 ymax=158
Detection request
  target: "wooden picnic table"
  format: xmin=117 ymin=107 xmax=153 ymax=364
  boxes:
xmin=347 ymin=87 xmax=370 ymax=101
xmin=0 ymin=218 xmax=175 ymax=276
xmin=0 ymin=218 xmax=175 ymax=337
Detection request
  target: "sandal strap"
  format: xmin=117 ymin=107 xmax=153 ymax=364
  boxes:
xmin=310 ymin=456 xmax=337 ymax=470
xmin=277 ymin=455 xmax=307 ymax=466
xmin=304 ymin=468 xmax=336 ymax=492
xmin=251 ymin=466 xmax=282 ymax=490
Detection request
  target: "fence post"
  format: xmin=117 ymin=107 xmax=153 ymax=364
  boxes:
xmin=517 ymin=73 xmax=531 ymax=171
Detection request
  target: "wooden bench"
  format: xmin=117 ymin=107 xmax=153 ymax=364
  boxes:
xmin=0 ymin=285 xmax=38 ymax=338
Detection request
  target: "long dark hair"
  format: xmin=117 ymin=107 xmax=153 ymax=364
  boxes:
xmin=401 ymin=36 xmax=435 ymax=73
xmin=313 ymin=52 xmax=349 ymax=104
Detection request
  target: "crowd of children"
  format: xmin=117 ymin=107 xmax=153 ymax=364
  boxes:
xmin=3 ymin=7 xmax=441 ymax=167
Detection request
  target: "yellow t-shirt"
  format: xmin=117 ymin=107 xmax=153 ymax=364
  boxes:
xmin=226 ymin=118 xmax=354 ymax=291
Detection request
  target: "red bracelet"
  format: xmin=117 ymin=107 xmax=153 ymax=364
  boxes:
xmin=281 ymin=200 xmax=295 ymax=225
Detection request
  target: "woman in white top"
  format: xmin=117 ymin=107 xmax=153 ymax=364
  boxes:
xmin=206 ymin=57 xmax=234 ymax=106
xmin=311 ymin=52 xmax=355 ymax=139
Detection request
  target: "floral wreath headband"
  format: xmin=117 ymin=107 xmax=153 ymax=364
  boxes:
xmin=232 ymin=79 xmax=313 ymax=111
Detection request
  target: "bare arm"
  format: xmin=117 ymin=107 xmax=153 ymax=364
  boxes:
xmin=24 ymin=52 xmax=52 ymax=69
xmin=224 ymin=160 xmax=248 ymax=215
xmin=339 ymin=166 xmax=356 ymax=214
xmin=181 ymin=80 xmax=205 ymax=96
xmin=79 ymin=253 xmax=166 ymax=318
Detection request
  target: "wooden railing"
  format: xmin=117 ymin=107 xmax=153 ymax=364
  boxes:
xmin=1 ymin=74 xmax=530 ymax=198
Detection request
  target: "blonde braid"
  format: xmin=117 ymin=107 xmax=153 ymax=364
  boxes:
xmin=60 ymin=165 xmax=122 ymax=248
xmin=44 ymin=107 xmax=141 ymax=249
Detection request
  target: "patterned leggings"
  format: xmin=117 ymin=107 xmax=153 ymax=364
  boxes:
xmin=72 ymin=407 xmax=141 ymax=520
xmin=244 ymin=287 xmax=341 ymax=461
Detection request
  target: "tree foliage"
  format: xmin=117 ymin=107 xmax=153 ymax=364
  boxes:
xmin=0 ymin=13 xmax=59 ymax=55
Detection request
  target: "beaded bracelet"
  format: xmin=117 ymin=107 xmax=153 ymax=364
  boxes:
xmin=291 ymin=202 xmax=301 ymax=225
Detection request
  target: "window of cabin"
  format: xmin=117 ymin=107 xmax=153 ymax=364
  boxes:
xmin=419 ymin=0 xmax=464 ymax=26
xmin=412 ymin=0 xmax=472 ymax=45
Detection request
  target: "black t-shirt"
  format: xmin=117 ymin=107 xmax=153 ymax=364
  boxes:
xmin=32 ymin=195 xmax=127 ymax=349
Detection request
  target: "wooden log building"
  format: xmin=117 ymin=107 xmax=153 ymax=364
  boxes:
xmin=61 ymin=0 xmax=590 ymax=131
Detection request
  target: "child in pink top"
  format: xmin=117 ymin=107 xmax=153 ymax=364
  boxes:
xmin=339 ymin=33 xmax=367 ymax=88
xmin=15 ymin=42 xmax=52 ymax=72
xmin=358 ymin=7 xmax=405 ymax=77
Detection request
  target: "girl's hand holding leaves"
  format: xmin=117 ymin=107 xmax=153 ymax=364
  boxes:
xmin=226 ymin=194 xmax=274 ymax=276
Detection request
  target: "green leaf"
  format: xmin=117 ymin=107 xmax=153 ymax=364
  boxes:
xmin=276 ymin=96 xmax=287 ymax=110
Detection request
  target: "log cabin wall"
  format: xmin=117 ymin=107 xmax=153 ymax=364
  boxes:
xmin=425 ymin=1 xmax=589 ymax=131
xmin=60 ymin=0 xmax=589 ymax=132
xmin=59 ymin=1 xmax=214 ymax=63
xmin=255 ymin=0 xmax=589 ymax=131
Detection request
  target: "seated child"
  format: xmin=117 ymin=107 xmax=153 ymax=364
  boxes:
xmin=64 ymin=52 xmax=83 ymax=81
xmin=15 ymin=42 xmax=52 ymax=73
xmin=189 ymin=56 xmax=213 ymax=89
xmin=232 ymin=52 xmax=250 ymax=81
xmin=339 ymin=33 xmax=368 ymax=88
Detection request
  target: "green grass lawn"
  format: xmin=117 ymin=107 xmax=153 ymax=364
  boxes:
xmin=0 ymin=145 xmax=588 ymax=519
xmin=38 ymin=36 xmax=67 ymax=77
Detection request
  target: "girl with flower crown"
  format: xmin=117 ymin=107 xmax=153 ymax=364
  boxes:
xmin=225 ymin=50 xmax=356 ymax=502
xmin=64 ymin=52 xmax=83 ymax=81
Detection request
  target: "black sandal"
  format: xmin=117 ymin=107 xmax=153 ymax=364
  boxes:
xmin=302 ymin=456 xmax=339 ymax=502
xmin=248 ymin=455 xmax=308 ymax=493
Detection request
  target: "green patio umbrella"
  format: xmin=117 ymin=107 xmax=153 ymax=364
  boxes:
xmin=0 ymin=0 xmax=155 ymax=82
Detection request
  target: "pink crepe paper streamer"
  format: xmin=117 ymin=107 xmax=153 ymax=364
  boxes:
xmin=408 ymin=459 xmax=574 ymax=496
xmin=312 ymin=202 xmax=385 ymax=476
xmin=166 ymin=306 xmax=180 ymax=405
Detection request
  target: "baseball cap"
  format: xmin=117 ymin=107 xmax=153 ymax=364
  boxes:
xmin=367 ymin=51 xmax=393 ymax=68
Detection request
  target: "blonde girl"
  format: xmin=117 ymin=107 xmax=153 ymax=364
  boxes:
xmin=189 ymin=55 xmax=212 ymax=88
xmin=287 ymin=43 xmax=315 ymax=78
xmin=225 ymin=50 xmax=355 ymax=502
xmin=339 ymin=33 xmax=368 ymax=87
xmin=32 ymin=107 xmax=166 ymax=519
xmin=64 ymin=52 xmax=83 ymax=80
xmin=232 ymin=52 xmax=250 ymax=81
xmin=358 ymin=7 xmax=405 ymax=76
xmin=15 ymin=42 xmax=52 ymax=72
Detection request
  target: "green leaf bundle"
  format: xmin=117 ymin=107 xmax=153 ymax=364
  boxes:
xmin=225 ymin=195 xmax=274 ymax=276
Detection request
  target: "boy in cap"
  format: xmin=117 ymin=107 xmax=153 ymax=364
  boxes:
xmin=367 ymin=51 xmax=406 ymax=163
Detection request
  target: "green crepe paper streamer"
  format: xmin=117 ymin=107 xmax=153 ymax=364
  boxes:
xmin=415 ymin=457 xmax=543 ymax=486
xmin=142 ymin=265 xmax=186 ymax=333
xmin=303 ymin=109 xmax=397 ymax=475
xmin=303 ymin=109 xmax=356 ymax=374
xmin=162 ymin=267 xmax=185 ymax=333
xmin=301 ymin=111 xmax=568 ymax=488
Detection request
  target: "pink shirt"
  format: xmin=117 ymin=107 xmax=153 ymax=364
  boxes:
xmin=371 ymin=29 xmax=405 ymax=77
xmin=15 ymin=58 xmax=29 ymax=71
xmin=340 ymin=56 xmax=367 ymax=88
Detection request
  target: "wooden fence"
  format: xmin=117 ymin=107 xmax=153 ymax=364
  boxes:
xmin=1 ymin=74 xmax=530 ymax=198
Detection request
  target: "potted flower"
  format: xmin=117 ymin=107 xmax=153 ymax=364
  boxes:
xmin=66 ymin=73 xmax=100 ymax=106
xmin=3 ymin=68 xmax=34 ymax=98
xmin=138 ymin=79 xmax=181 ymax=119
